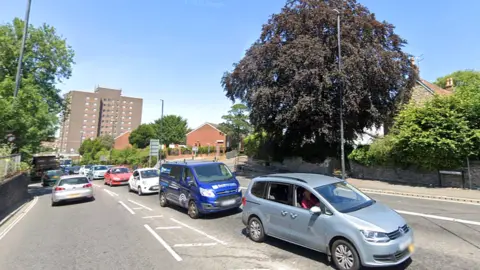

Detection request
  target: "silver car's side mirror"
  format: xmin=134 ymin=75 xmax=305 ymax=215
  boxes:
xmin=310 ymin=206 xmax=322 ymax=215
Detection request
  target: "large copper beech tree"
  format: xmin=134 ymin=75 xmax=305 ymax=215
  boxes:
xmin=221 ymin=0 xmax=417 ymax=159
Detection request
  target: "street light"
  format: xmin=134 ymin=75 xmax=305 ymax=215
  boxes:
xmin=13 ymin=0 xmax=32 ymax=98
xmin=159 ymin=99 xmax=164 ymax=165
xmin=333 ymin=9 xmax=346 ymax=180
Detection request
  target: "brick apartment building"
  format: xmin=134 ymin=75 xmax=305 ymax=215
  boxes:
xmin=58 ymin=86 xmax=143 ymax=153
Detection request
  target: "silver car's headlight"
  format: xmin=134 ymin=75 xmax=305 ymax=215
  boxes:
xmin=360 ymin=230 xmax=390 ymax=243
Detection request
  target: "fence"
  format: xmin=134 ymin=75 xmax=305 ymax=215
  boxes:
xmin=0 ymin=154 xmax=21 ymax=182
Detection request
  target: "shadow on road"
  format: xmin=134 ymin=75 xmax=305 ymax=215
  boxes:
xmin=240 ymin=228 xmax=413 ymax=270
xmin=165 ymin=203 xmax=242 ymax=219
xmin=28 ymin=185 xmax=53 ymax=197
xmin=52 ymin=197 xmax=95 ymax=207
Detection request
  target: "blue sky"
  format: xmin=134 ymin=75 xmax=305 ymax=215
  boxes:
xmin=2 ymin=0 xmax=479 ymax=129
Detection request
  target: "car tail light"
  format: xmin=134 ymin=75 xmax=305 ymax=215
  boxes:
xmin=242 ymin=197 xmax=246 ymax=206
xmin=83 ymin=183 xmax=92 ymax=188
xmin=54 ymin=187 xmax=65 ymax=191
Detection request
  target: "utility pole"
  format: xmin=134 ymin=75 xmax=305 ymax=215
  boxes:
xmin=333 ymin=9 xmax=346 ymax=181
xmin=13 ymin=0 xmax=33 ymax=98
xmin=159 ymin=99 xmax=164 ymax=167
xmin=109 ymin=118 xmax=116 ymax=162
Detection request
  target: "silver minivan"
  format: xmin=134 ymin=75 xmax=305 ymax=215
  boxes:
xmin=241 ymin=173 xmax=414 ymax=270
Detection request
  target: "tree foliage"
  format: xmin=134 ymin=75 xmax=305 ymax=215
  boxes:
xmin=0 ymin=18 xmax=75 ymax=157
xmin=434 ymin=70 xmax=480 ymax=99
xmin=129 ymin=124 xmax=156 ymax=148
xmin=221 ymin=0 xmax=417 ymax=161
xmin=153 ymin=115 xmax=189 ymax=146
xmin=218 ymin=103 xmax=252 ymax=149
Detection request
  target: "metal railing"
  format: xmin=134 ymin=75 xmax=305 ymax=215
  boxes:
xmin=0 ymin=154 xmax=21 ymax=182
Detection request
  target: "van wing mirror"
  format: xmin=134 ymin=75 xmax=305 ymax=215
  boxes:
xmin=185 ymin=176 xmax=194 ymax=186
xmin=310 ymin=206 xmax=322 ymax=215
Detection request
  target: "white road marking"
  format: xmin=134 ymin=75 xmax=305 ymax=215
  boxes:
xmin=143 ymin=215 xmax=163 ymax=219
xmin=104 ymin=189 xmax=119 ymax=197
xmin=170 ymin=218 xmax=227 ymax=245
xmin=156 ymin=226 xmax=182 ymax=230
xmin=173 ymin=243 xmax=217 ymax=247
xmin=144 ymin=224 xmax=182 ymax=262
xmin=396 ymin=210 xmax=480 ymax=226
xmin=93 ymin=184 xmax=101 ymax=187
xmin=133 ymin=207 xmax=143 ymax=210
xmin=0 ymin=196 xmax=38 ymax=241
xmin=364 ymin=190 xmax=480 ymax=206
xmin=118 ymin=201 xmax=135 ymax=214
xmin=127 ymin=199 xmax=153 ymax=211
xmin=240 ymin=187 xmax=248 ymax=190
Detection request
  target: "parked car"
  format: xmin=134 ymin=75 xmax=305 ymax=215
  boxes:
xmin=159 ymin=161 xmax=242 ymax=219
xmin=79 ymin=165 xmax=93 ymax=175
xmin=66 ymin=166 xmax=81 ymax=175
xmin=87 ymin=165 xmax=109 ymax=181
xmin=51 ymin=175 xmax=94 ymax=206
xmin=128 ymin=168 xmax=160 ymax=195
xmin=241 ymin=173 xmax=414 ymax=270
xmin=42 ymin=169 xmax=65 ymax=187
xmin=104 ymin=167 xmax=132 ymax=186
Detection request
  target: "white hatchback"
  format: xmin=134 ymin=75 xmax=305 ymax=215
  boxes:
xmin=128 ymin=168 xmax=160 ymax=195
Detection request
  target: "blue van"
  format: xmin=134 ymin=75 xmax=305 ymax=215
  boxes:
xmin=158 ymin=161 xmax=242 ymax=219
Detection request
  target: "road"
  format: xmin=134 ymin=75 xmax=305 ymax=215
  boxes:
xmin=0 ymin=177 xmax=479 ymax=270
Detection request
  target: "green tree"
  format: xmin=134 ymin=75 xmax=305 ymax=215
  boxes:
xmin=97 ymin=135 xmax=115 ymax=150
xmin=0 ymin=18 xmax=75 ymax=156
xmin=221 ymin=0 xmax=417 ymax=161
xmin=219 ymin=103 xmax=252 ymax=149
xmin=434 ymin=70 xmax=480 ymax=98
xmin=153 ymin=115 xmax=188 ymax=146
xmin=129 ymin=124 xmax=156 ymax=148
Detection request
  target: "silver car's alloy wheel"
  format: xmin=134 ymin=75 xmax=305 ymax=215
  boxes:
xmin=335 ymin=244 xmax=355 ymax=269
xmin=249 ymin=220 xmax=261 ymax=240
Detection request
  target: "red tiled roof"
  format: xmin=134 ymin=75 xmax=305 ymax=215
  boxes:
xmin=420 ymin=79 xmax=452 ymax=96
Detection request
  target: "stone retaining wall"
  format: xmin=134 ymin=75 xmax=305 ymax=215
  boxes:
xmin=0 ymin=173 xmax=30 ymax=221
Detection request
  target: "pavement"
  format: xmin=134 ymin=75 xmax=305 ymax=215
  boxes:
xmin=0 ymin=173 xmax=479 ymax=270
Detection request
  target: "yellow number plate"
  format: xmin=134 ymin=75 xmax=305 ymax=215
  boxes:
xmin=68 ymin=194 xmax=80 ymax=198
xmin=408 ymin=244 xmax=415 ymax=253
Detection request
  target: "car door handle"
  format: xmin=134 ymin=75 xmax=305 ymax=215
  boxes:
xmin=281 ymin=210 xmax=288 ymax=216
xmin=290 ymin=213 xmax=298 ymax=219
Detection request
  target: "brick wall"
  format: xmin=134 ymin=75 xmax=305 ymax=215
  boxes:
xmin=114 ymin=131 xmax=131 ymax=150
xmin=186 ymin=124 xmax=226 ymax=147
xmin=0 ymin=174 xmax=30 ymax=220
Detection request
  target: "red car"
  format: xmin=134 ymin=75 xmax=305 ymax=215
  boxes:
xmin=104 ymin=166 xmax=132 ymax=186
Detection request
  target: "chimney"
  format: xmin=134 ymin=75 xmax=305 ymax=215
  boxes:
xmin=409 ymin=57 xmax=418 ymax=74
xmin=445 ymin=77 xmax=454 ymax=91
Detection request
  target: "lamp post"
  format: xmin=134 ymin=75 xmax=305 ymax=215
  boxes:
xmin=159 ymin=99 xmax=164 ymax=165
xmin=13 ymin=0 xmax=32 ymax=98
xmin=333 ymin=9 xmax=346 ymax=181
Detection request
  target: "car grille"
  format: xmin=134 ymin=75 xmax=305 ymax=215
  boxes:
xmin=216 ymin=194 xmax=240 ymax=202
xmin=387 ymin=224 xmax=410 ymax=240
xmin=216 ymin=189 xmax=237 ymax=195
xmin=373 ymin=248 xmax=410 ymax=262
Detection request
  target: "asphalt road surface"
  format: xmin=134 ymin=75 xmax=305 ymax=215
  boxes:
xmin=0 ymin=177 xmax=479 ymax=270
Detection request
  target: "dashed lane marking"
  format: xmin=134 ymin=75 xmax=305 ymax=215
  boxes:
xmin=156 ymin=226 xmax=182 ymax=230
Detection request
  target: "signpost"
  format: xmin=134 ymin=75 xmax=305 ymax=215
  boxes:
xmin=149 ymin=139 xmax=160 ymax=167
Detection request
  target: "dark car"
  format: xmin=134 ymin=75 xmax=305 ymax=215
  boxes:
xmin=42 ymin=170 xmax=65 ymax=187
xmin=67 ymin=166 xmax=81 ymax=175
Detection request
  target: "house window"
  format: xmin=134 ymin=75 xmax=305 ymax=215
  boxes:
xmin=86 ymin=97 xmax=90 ymax=100
xmin=86 ymin=102 xmax=89 ymax=105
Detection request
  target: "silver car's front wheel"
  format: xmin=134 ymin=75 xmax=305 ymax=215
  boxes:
xmin=331 ymin=239 xmax=360 ymax=270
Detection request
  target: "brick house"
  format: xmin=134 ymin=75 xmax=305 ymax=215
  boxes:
xmin=114 ymin=131 xmax=132 ymax=150
xmin=355 ymin=64 xmax=453 ymax=145
xmin=186 ymin=122 xmax=227 ymax=148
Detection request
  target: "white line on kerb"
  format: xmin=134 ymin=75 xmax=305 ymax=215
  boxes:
xmin=143 ymin=215 xmax=163 ymax=219
xmin=364 ymin=190 xmax=480 ymax=206
xmin=170 ymin=218 xmax=227 ymax=245
xmin=118 ymin=201 xmax=135 ymax=214
xmin=144 ymin=224 xmax=182 ymax=262
xmin=127 ymin=199 xmax=153 ymax=211
xmin=173 ymin=243 xmax=217 ymax=247
xmin=0 ymin=196 xmax=38 ymax=241
xmin=396 ymin=210 xmax=480 ymax=226
xmin=156 ymin=226 xmax=182 ymax=230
